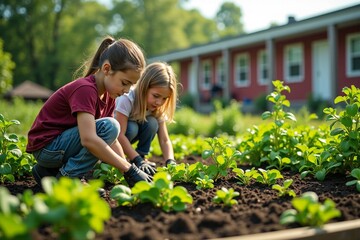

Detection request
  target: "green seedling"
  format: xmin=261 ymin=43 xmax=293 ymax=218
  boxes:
xmin=112 ymin=172 xmax=193 ymax=212
xmin=345 ymin=168 xmax=360 ymax=192
xmin=232 ymin=167 xmax=257 ymax=185
xmin=202 ymin=137 xmax=241 ymax=180
xmin=280 ymin=191 xmax=341 ymax=227
xmin=253 ymin=168 xmax=283 ymax=186
xmin=195 ymin=173 xmax=214 ymax=190
xmin=323 ymin=85 xmax=360 ymax=170
xmin=212 ymin=187 xmax=240 ymax=207
xmin=272 ymin=179 xmax=296 ymax=197
xmin=93 ymin=162 xmax=125 ymax=184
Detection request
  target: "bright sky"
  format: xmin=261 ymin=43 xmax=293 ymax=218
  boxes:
xmin=183 ymin=0 xmax=360 ymax=32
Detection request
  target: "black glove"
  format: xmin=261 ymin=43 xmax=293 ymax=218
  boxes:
xmin=165 ymin=158 xmax=177 ymax=166
xmin=124 ymin=163 xmax=152 ymax=187
xmin=132 ymin=155 xmax=157 ymax=176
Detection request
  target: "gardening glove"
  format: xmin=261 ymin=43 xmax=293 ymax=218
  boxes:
xmin=124 ymin=163 xmax=152 ymax=187
xmin=165 ymin=158 xmax=177 ymax=166
xmin=132 ymin=155 xmax=157 ymax=176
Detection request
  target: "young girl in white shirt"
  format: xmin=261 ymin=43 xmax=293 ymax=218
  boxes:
xmin=114 ymin=62 xmax=179 ymax=175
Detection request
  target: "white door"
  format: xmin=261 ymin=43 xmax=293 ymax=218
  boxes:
xmin=189 ymin=63 xmax=197 ymax=95
xmin=312 ymin=41 xmax=331 ymax=100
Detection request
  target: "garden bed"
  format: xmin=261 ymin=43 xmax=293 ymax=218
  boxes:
xmin=2 ymin=155 xmax=359 ymax=240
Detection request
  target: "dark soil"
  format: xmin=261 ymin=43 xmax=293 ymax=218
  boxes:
xmin=2 ymin=156 xmax=360 ymax=240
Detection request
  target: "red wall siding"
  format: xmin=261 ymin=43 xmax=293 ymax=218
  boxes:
xmin=229 ymin=45 xmax=268 ymax=102
xmin=337 ymin=26 xmax=360 ymax=94
xmin=275 ymin=32 xmax=327 ymax=101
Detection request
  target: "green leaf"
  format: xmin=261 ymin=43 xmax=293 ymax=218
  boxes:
xmin=346 ymin=104 xmax=358 ymax=117
xmin=340 ymin=116 xmax=353 ymax=128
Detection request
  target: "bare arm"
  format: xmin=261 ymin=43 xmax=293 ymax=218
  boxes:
xmin=114 ymin=111 xmax=139 ymax=160
xmin=77 ymin=112 xmax=131 ymax=172
xmin=157 ymin=121 xmax=174 ymax=161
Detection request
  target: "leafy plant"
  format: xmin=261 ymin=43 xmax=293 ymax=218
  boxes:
xmin=299 ymin=148 xmax=341 ymax=181
xmin=345 ymin=168 xmax=360 ymax=192
xmin=110 ymin=184 xmax=139 ymax=207
xmin=232 ymin=167 xmax=257 ymax=185
xmin=0 ymin=187 xmax=29 ymax=239
xmin=111 ymin=172 xmax=193 ymax=212
xmin=0 ymin=177 xmax=110 ymax=240
xmin=280 ymin=191 xmax=341 ymax=227
xmin=31 ymin=177 xmax=111 ymax=240
xmin=260 ymin=80 xmax=298 ymax=169
xmin=253 ymin=168 xmax=283 ymax=186
xmin=272 ymin=179 xmax=296 ymax=197
xmin=202 ymin=137 xmax=241 ymax=180
xmin=158 ymin=161 xmax=204 ymax=183
xmin=323 ymin=85 xmax=360 ymax=170
xmin=212 ymin=187 xmax=240 ymax=207
xmin=195 ymin=172 xmax=214 ymax=190
xmin=0 ymin=113 xmax=34 ymax=183
xmin=93 ymin=162 xmax=125 ymax=184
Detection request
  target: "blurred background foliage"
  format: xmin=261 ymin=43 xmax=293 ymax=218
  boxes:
xmin=0 ymin=0 xmax=244 ymax=92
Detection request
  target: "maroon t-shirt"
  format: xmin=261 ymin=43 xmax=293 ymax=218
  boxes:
xmin=26 ymin=75 xmax=115 ymax=152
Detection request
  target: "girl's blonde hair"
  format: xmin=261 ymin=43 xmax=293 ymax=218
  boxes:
xmin=131 ymin=62 xmax=178 ymax=123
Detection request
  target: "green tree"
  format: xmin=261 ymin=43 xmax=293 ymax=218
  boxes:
xmin=0 ymin=0 xmax=109 ymax=89
xmin=215 ymin=2 xmax=244 ymax=37
xmin=0 ymin=39 xmax=15 ymax=95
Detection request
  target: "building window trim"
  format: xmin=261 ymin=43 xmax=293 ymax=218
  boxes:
xmin=257 ymin=49 xmax=269 ymax=85
xmin=201 ymin=60 xmax=212 ymax=90
xmin=234 ymin=53 xmax=250 ymax=87
xmin=284 ymin=43 xmax=304 ymax=83
xmin=346 ymin=33 xmax=360 ymax=77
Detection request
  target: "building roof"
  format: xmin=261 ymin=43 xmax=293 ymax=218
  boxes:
xmin=148 ymin=3 xmax=360 ymax=63
xmin=5 ymin=80 xmax=53 ymax=100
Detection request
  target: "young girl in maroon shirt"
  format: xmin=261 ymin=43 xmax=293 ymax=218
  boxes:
xmin=27 ymin=36 xmax=152 ymax=189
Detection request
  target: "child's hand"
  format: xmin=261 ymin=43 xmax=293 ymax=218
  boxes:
xmin=124 ymin=163 xmax=153 ymax=187
xmin=132 ymin=155 xmax=157 ymax=176
xmin=165 ymin=159 xmax=177 ymax=166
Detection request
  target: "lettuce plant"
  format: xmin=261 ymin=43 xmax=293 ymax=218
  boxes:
xmin=272 ymin=179 xmax=296 ymax=197
xmin=212 ymin=187 xmax=240 ymax=207
xmin=93 ymin=162 xmax=125 ymax=184
xmin=280 ymin=191 xmax=341 ymax=227
xmin=232 ymin=167 xmax=257 ymax=185
xmin=111 ymin=172 xmax=193 ymax=212
xmin=253 ymin=168 xmax=283 ymax=186
xmin=195 ymin=172 xmax=214 ymax=190
xmin=345 ymin=168 xmax=360 ymax=192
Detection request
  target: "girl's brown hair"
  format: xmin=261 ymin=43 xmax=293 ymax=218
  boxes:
xmin=75 ymin=36 xmax=146 ymax=78
xmin=131 ymin=62 xmax=179 ymax=123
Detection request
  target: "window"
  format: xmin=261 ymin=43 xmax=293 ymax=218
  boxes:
xmin=257 ymin=50 xmax=269 ymax=85
xmin=234 ymin=53 xmax=250 ymax=87
xmin=216 ymin=58 xmax=226 ymax=86
xmin=284 ymin=44 xmax=304 ymax=83
xmin=201 ymin=60 xmax=212 ymax=89
xmin=347 ymin=33 xmax=360 ymax=77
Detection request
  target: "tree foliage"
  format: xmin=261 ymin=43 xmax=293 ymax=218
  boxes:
xmin=0 ymin=0 xmax=244 ymax=90
xmin=0 ymin=39 xmax=15 ymax=95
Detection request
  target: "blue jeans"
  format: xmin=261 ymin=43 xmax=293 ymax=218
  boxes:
xmin=32 ymin=117 xmax=120 ymax=178
xmin=126 ymin=116 xmax=158 ymax=157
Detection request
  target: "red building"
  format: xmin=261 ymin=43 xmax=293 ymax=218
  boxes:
xmin=148 ymin=4 xmax=360 ymax=112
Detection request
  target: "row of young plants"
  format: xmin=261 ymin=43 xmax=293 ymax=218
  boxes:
xmin=0 ymin=81 xmax=359 ymax=239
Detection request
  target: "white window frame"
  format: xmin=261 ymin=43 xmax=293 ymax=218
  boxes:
xmin=346 ymin=33 xmax=360 ymax=77
xmin=216 ymin=58 xmax=226 ymax=87
xmin=201 ymin=60 xmax=212 ymax=90
xmin=284 ymin=43 xmax=304 ymax=83
xmin=234 ymin=53 xmax=250 ymax=87
xmin=257 ymin=50 xmax=269 ymax=85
